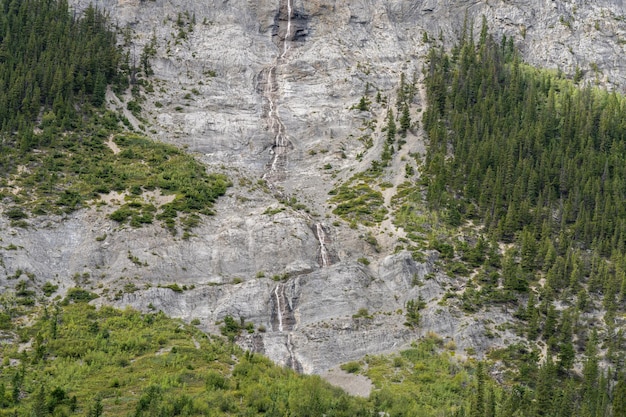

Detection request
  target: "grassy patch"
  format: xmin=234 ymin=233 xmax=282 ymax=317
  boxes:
xmin=0 ymin=304 xmax=370 ymax=416
xmin=329 ymin=182 xmax=387 ymax=225
xmin=1 ymin=129 xmax=230 ymax=233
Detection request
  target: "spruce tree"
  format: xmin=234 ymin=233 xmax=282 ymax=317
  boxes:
xmin=400 ymin=103 xmax=411 ymax=137
xmin=386 ymin=109 xmax=396 ymax=143
xmin=470 ymin=362 xmax=485 ymax=417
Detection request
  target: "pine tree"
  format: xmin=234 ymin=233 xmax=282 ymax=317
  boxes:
xmin=485 ymin=386 xmax=496 ymax=417
xmin=470 ymin=362 xmax=485 ymax=417
xmin=356 ymin=96 xmax=369 ymax=111
xmin=386 ymin=109 xmax=396 ymax=143
xmin=87 ymin=395 xmax=104 ymax=417
xmin=614 ymin=372 xmax=626 ymax=417
xmin=32 ymin=385 xmax=46 ymax=417
xmin=533 ymin=357 xmax=556 ymax=417
xmin=400 ymin=103 xmax=411 ymax=137
xmin=581 ymin=331 xmax=600 ymax=417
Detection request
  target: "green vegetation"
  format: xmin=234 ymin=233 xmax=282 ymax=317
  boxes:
xmin=0 ymin=303 xmax=371 ymax=416
xmin=423 ymin=20 xmax=626 ymax=254
xmin=103 ymin=134 xmax=230 ymax=231
xmin=352 ymin=308 xmax=372 ymax=319
xmin=0 ymin=300 xmax=622 ymax=416
xmin=389 ymin=18 xmax=626 ymax=342
xmin=419 ymin=19 xmax=626 ymax=316
xmin=329 ymin=182 xmax=386 ymax=225
xmin=404 ymin=296 xmax=425 ymax=328
xmin=0 ymin=301 xmax=508 ymax=417
xmin=332 ymin=72 xmax=418 ymax=226
xmin=0 ymin=0 xmax=120 ymax=135
xmin=0 ymin=0 xmax=229 ymax=232
xmin=364 ymin=335 xmax=478 ymax=416
xmin=340 ymin=361 xmax=361 ymax=374
xmin=329 ymin=163 xmax=388 ymax=226
xmin=386 ymin=19 xmax=626 ymax=416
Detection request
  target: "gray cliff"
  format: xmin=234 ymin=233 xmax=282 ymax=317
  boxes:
xmin=2 ymin=0 xmax=626 ymax=373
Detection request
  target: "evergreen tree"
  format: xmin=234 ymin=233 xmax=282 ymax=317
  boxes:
xmin=614 ymin=372 xmax=626 ymax=417
xmin=470 ymin=362 xmax=485 ymax=417
xmin=399 ymin=103 xmax=411 ymax=137
xmin=533 ymin=357 xmax=556 ymax=416
xmin=386 ymin=109 xmax=396 ymax=143
xmin=357 ymin=96 xmax=369 ymax=111
xmin=87 ymin=395 xmax=104 ymax=417
xmin=31 ymin=385 xmax=45 ymax=417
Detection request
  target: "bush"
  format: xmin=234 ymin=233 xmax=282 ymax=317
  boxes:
xmin=5 ymin=207 xmax=27 ymax=220
xmin=64 ymin=287 xmax=98 ymax=304
xmin=0 ymin=312 xmax=12 ymax=330
xmin=206 ymin=370 xmax=227 ymax=390
xmin=42 ymin=282 xmax=59 ymax=297
xmin=340 ymin=361 xmax=361 ymax=373
xmin=352 ymin=308 xmax=372 ymax=319
xmin=164 ymin=283 xmax=183 ymax=293
xmin=219 ymin=316 xmax=241 ymax=341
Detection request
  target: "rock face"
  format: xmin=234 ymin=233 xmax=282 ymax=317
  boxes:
xmin=3 ymin=0 xmax=626 ymax=373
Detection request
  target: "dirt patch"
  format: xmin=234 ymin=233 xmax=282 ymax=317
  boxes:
xmin=106 ymin=135 xmax=121 ymax=155
xmin=320 ymin=367 xmax=373 ymax=398
xmin=143 ymin=190 xmax=176 ymax=206
xmin=97 ymin=190 xmax=128 ymax=205
xmin=105 ymin=87 xmax=143 ymax=131
xmin=155 ymin=346 xmax=172 ymax=356
xmin=93 ymin=189 xmax=175 ymax=207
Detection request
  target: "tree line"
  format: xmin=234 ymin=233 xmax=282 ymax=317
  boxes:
xmin=0 ymin=0 xmax=121 ymax=149
xmin=420 ymin=18 xmax=626 ymax=416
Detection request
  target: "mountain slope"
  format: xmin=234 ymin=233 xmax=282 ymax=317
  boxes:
xmin=1 ymin=0 xmax=626 ymax=376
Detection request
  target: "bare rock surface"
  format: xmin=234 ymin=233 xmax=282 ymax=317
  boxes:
xmin=3 ymin=0 xmax=626 ymax=376
xmin=321 ymin=367 xmax=374 ymax=397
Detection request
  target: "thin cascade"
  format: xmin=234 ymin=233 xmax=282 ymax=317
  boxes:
xmin=265 ymin=67 xmax=277 ymax=144
xmin=286 ymin=333 xmax=302 ymax=372
xmin=281 ymin=0 xmax=292 ymax=58
xmin=316 ymin=223 xmax=331 ymax=267
xmin=274 ymin=284 xmax=284 ymax=332
xmin=261 ymin=0 xmax=294 ymax=184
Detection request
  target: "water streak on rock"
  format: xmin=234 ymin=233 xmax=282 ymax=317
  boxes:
xmin=261 ymin=0 xmax=294 ymax=186
xmin=316 ymin=223 xmax=331 ymax=267
xmin=282 ymin=0 xmax=292 ymax=58
xmin=274 ymin=284 xmax=284 ymax=332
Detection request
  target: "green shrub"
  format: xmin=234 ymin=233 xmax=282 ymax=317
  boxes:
xmin=219 ymin=315 xmax=241 ymax=341
xmin=164 ymin=283 xmax=183 ymax=293
xmin=352 ymin=308 xmax=372 ymax=319
xmin=206 ymin=370 xmax=227 ymax=390
xmin=42 ymin=282 xmax=59 ymax=297
xmin=340 ymin=361 xmax=361 ymax=373
xmin=0 ymin=312 xmax=12 ymax=330
xmin=64 ymin=287 xmax=98 ymax=304
xmin=4 ymin=207 xmax=27 ymax=220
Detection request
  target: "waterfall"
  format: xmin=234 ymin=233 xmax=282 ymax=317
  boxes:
xmin=265 ymin=67 xmax=277 ymax=145
xmin=261 ymin=0 xmax=294 ymax=184
xmin=281 ymin=0 xmax=292 ymax=58
xmin=286 ymin=333 xmax=301 ymax=372
xmin=274 ymin=284 xmax=284 ymax=332
xmin=316 ymin=223 xmax=331 ymax=267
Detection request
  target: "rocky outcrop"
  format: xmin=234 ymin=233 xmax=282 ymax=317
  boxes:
xmin=3 ymin=0 xmax=625 ymax=373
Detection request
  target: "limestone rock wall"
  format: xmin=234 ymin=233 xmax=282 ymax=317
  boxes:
xmin=2 ymin=0 xmax=625 ymax=373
